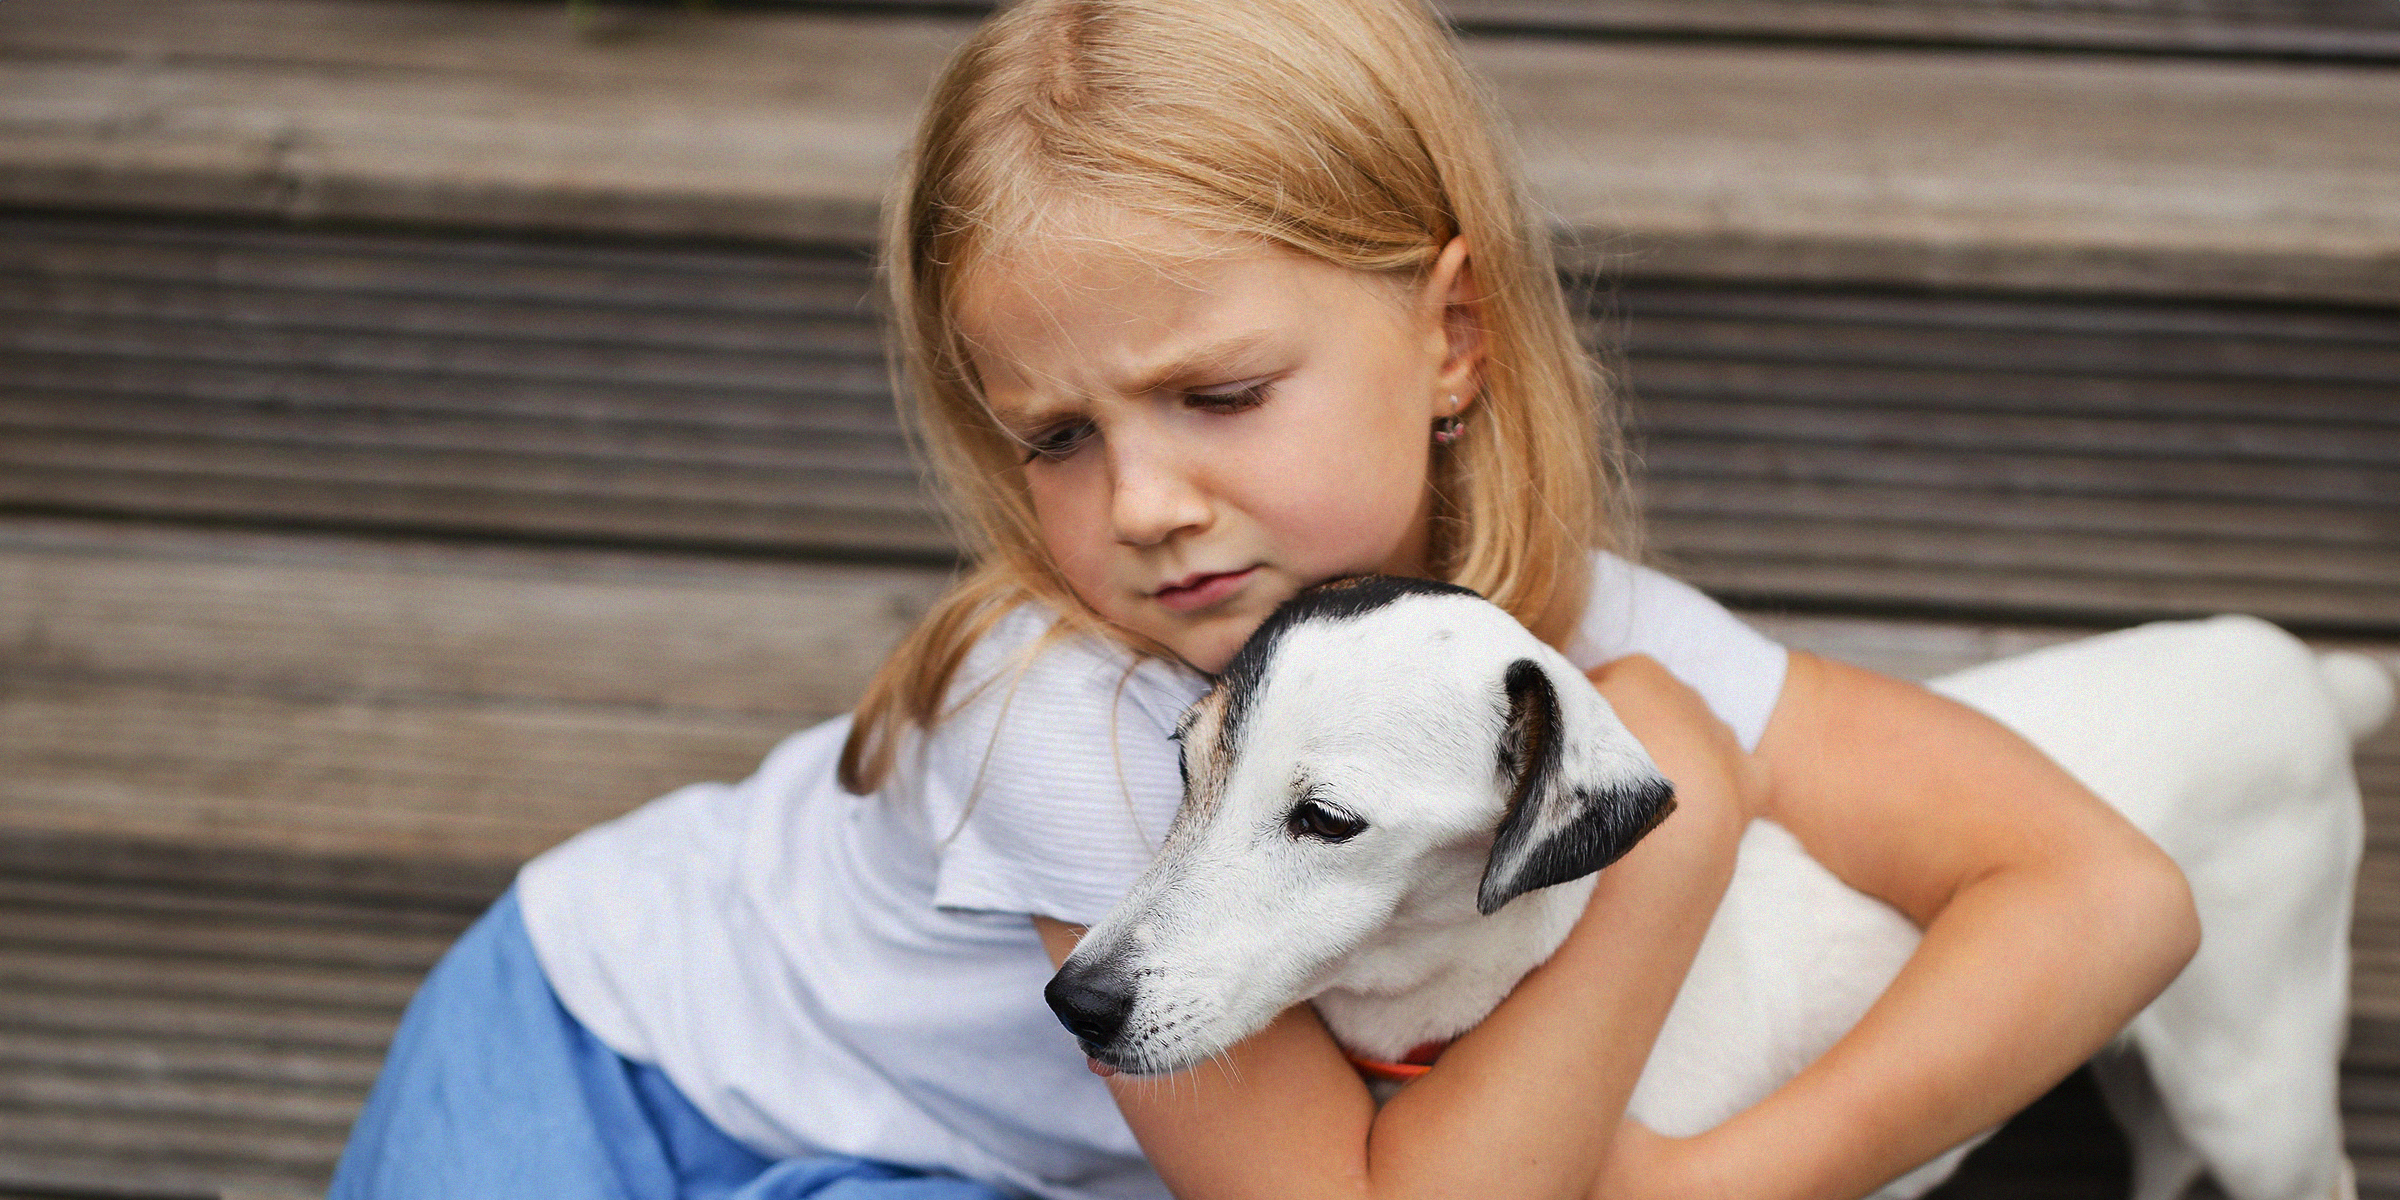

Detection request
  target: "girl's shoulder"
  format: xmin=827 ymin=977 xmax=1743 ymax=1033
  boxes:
xmin=1571 ymin=551 xmax=1789 ymax=752
xmin=898 ymin=602 xmax=1211 ymax=925
xmin=933 ymin=602 xmax=1211 ymax=763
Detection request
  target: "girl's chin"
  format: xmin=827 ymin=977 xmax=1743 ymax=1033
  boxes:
xmin=1154 ymin=617 xmax=1261 ymax=677
xmin=1161 ymin=634 xmax=1236 ymax=676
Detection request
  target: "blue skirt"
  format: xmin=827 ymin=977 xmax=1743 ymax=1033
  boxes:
xmin=332 ymin=889 xmax=1011 ymax=1200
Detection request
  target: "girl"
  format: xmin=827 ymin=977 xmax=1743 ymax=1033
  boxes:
xmin=333 ymin=1 xmax=2199 ymax=1197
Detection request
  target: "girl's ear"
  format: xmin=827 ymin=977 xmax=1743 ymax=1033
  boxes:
xmin=1424 ymin=237 xmax=1485 ymax=414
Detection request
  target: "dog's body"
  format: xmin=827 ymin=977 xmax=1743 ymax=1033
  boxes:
xmin=1050 ymin=578 xmax=2391 ymax=1200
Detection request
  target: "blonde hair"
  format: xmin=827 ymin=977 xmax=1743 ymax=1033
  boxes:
xmin=840 ymin=0 xmax=1638 ymax=793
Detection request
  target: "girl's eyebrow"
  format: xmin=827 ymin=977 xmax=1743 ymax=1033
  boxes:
xmin=1124 ymin=330 xmax=1281 ymax=396
xmin=989 ymin=329 xmax=1284 ymax=426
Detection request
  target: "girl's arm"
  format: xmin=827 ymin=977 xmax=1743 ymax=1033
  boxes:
xmin=1617 ymin=651 xmax=2201 ymax=1200
xmin=1034 ymin=655 xmax=1758 ymax=1200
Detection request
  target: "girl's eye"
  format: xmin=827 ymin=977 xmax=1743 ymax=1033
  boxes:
xmin=1021 ymin=420 xmax=1095 ymax=464
xmin=1187 ymin=379 xmax=1273 ymax=413
xmin=1286 ymin=799 xmax=1366 ymax=843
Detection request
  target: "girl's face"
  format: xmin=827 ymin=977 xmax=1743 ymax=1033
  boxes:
xmin=958 ymin=209 xmax=1480 ymax=674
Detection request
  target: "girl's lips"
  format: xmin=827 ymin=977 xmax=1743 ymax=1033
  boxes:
xmin=1153 ymin=567 xmax=1257 ymax=613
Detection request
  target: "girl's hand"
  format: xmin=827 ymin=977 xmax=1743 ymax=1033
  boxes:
xmin=1033 ymin=654 xmax=1752 ymax=1200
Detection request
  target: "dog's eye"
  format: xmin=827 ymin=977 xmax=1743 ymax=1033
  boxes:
xmin=1286 ymin=799 xmax=1366 ymax=843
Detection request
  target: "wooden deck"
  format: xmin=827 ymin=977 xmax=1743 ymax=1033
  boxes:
xmin=1 ymin=2 xmax=2394 ymax=1196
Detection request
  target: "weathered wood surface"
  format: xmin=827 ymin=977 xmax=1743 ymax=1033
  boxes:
xmin=0 ymin=516 xmax=950 ymax=870
xmin=8 ymin=213 xmax=2393 ymax=633
xmin=5 ymin=0 xmax=2399 ymax=302
xmin=0 ymin=516 xmax=2391 ymax=1198
xmin=0 ymin=860 xmax=470 ymax=1200
xmin=1440 ymin=0 xmax=2400 ymax=58
xmin=827 ymin=0 xmax=2400 ymax=59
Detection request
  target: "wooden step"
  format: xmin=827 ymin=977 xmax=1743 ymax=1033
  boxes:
xmin=0 ymin=846 xmax=475 ymax=1199
xmin=3 ymin=0 xmax=2395 ymax=302
xmin=0 ymin=516 xmax=950 ymax=868
xmin=7 ymin=213 xmax=2392 ymax=634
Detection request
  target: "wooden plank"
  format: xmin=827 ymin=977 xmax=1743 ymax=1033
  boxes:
xmin=1627 ymin=357 xmax=2400 ymax=425
xmin=0 ymin=351 xmax=896 ymax=426
xmin=1623 ymin=315 xmax=2400 ymax=386
xmin=0 ymin=831 xmax=511 ymax=912
xmin=27 ymin=0 xmax=2400 ymax=65
xmin=0 ymin=0 xmax=963 ymax=86
xmin=1657 ymin=516 xmax=2396 ymax=590
xmin=0 ymin=1069 xmax=360 ymax=1129
xmin=1640 ymin=397 xmax=2400 ymax=467
xmin=0 ymin=1027 xmax=383 ymax=1092
xmin=0 ymin=536 xmax=946 ymax=714
xmin=5 ymin=1 xmax=2397 ymax=302
xmin=0 ymin=469 xmax=947 ymax=558
xmin=0 ymin=442 xmax=948 ymax=557
xmin=0 ymin=922 xmax=443 ymax=990
xmin=0 ymin=276 xmax=885 ymax=358
xmin=1614 ymin=282 xmax=2400 ymax=342
xmin=0 ymin=986 xmax=397 ymax=1051
xmin=1673 ymin=557 xmax=2400 ymax=631
xmin=1442 ymin=0 xmax=2400 ymax=58
xmin=0 ymin=312 xmax=890 ymax=397
xmin=0 ymin=1108 xmax=344 ymax=1173
xmin=0 ymin=217 xmax=879 ymax=311
xmin=0 ymin=873 xmax=481 ymax=943
xmin=0 ymin=1151 xmax=318 ymax=1200
xmin=1638 ymin=437 xmax=2396 ymax=507
xmin=2357 ymin=1112 xmax=2400 ymax=1165
xmin=0 ymin=676 xmax=797 ymax=865
xmin=1644 ymin=478 xmax=2399 ymax=549
xmin=0 ymin=392 xmax=914 ymax=469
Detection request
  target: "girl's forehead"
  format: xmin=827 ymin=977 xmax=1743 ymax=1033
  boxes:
xmin=954 ymin=208 xmax=1248 ymax=331
xmin=952 ymin=207 xmax=1411 ymax=392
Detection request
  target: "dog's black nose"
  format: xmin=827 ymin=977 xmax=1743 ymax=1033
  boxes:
xmin=1045 ymin=962 xmax=1134 ymax=1050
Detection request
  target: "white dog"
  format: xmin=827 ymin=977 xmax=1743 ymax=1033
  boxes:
xmin=1049 ymin=576 xmax=2392 ymax=1200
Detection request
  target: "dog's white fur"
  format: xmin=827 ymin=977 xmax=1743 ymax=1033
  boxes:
xmin=1054 ymin=583 xmax=2387 ymax=1200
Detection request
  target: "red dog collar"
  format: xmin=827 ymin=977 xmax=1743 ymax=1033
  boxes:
xmin=1345 ymin=1040 xmax=1449 ymax=1083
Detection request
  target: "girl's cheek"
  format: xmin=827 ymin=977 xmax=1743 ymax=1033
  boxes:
xmin=1025 ymin=475 xmax=1104 ymax=566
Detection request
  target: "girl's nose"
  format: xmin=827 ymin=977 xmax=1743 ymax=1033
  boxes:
xmin=1108 ymin=439 xmax=1211 ymax=547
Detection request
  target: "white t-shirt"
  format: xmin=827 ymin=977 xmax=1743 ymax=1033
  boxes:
xmin=518 ymin=554 xmax=1786 ymax=1200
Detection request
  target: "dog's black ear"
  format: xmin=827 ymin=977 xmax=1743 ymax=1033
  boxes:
xmin=1478 ymin=658 xmax=1677 ymax=915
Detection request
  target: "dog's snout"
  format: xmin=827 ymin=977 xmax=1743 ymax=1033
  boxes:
xmin=1046 ymin=961 xmax=1135 ymax=1050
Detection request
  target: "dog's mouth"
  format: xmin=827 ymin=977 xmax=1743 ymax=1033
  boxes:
xmin=1076 ymin=1039 xmax=1185 ymax=1078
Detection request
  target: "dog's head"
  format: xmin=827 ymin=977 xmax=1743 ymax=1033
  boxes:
xmin=1047 ymin=576 xmax=1675 ymax=1075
